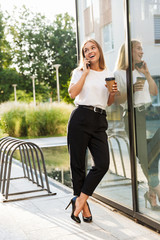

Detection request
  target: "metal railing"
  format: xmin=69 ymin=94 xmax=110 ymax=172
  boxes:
xmin=0 ymin=136 xmax=56 ymax=202
xmin=96 ymin=133 xmax=132 ymax=188
xmin=108 ymin=134 xmax=130 ymax=178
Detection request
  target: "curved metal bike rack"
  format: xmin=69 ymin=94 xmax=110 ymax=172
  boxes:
xmin=108 ymin=134 xmax=130 ymax=178
xmin=0 ymin=137 xmax=56 ymax=202
xmin=100 ymin=133 xmax=132 ymax=188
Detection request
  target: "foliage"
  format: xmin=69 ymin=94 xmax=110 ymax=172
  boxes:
xmin=0 ymin=9 xmax=15 ymax=103
xmin=4 ymin=6 xmax=77 ymax=103
xmin=0 ymin=68 xmax=23 ymax=102
xmin=50 ymin=13 xmax=77 ymax=101
xmin=0 ymin=10 xmax=12 ymax=69
xmin=0 ymin=102 xmax=74 ymax=137
xmin=0 ymin=103 xmax=27 ymax=137
xmin=9 ymin=88 xmax=50 ymax=103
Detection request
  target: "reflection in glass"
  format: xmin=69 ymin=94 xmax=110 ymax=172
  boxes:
xmin=42 ymin=146 xmax=71 ymax=187
xmin=114 ymin=39 xmax=160 ymax=213
xmin=111 ymin=0 xmax=160 ymax=222
xmin=128 ymin=0 xmax=160 ymax=222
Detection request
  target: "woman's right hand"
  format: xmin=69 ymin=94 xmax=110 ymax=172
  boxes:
xmin=83 ymin=58 xmax=90 ymax=73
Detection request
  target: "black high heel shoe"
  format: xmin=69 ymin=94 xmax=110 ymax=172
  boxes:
xmin=65 ymin=196 xmax=81 ymax=223
xmin=82 ymin=202 xmax=92 ymax=223
xmin=144 ymin=192 xmax=160 ymax=211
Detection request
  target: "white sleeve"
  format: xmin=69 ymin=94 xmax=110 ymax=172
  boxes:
xmin=70 ymin=69 xmax=83 ymax=84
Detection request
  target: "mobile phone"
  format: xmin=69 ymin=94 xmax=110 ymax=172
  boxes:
xmin=135 ymin=61 xmax=143 ymax=68
xmin=86 ymin=62 xmax=90 ymax=68
xmin=85 ymin=58 xmax=90 ymax=68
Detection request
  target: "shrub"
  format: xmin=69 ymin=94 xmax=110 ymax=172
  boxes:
xmin=0 ymin=102 xmax=74 ymax=138
xmin=0 ymin=102 xmax=27 ymax=137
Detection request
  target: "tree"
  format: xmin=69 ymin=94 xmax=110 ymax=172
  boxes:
xmin=49 ymin=13 xmax=77 ymax=102
xmin=0 ymin=9 xmax=17 ymax=103
xmin=6 ymin=6 xmax=52 ymax=92
xmin=0 ymin=68 xmax=22 ymax=102
xmin=5 ymin=6 xmax=77 ymax=102
xmin=0 ymin=10 xmax=12 ymax=70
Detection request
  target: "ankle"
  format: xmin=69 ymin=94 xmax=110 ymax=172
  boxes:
xmin=149 ymin=188 xmax=156 ymax=196
xmin=82 ymin=202 xmax=91 ymax=217
xmin=74 ymin=194 xmax=89 ymax=215
xmin=148 ymin=192 xmax=156 ymax=199
xmin=150 ymin=185 xmax=160 ymax=198
xmin=147 ymin=191 xmax=158 ymax=206
xmin=74 ymin=197 xmax=85 ymax=216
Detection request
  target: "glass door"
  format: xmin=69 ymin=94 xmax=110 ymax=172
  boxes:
xmin=129 ymin=0 xmax=160 ymax=223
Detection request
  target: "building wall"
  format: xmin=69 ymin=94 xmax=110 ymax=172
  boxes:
xmin=129 ymin=0 xmax=160 ymax=75
xmin=77 ymin=0 xmax=160 ymax=75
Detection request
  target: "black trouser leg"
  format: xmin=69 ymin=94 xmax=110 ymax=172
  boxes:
xmin=81 ymin=131 xmax=109 ymax=195
xmin=68 ymin=127 xmax=89 ymax=195
xmin=67 ymin=107 xmax=109 ymax=196
xmin=124 ymin=110 xmax=160 ymax=187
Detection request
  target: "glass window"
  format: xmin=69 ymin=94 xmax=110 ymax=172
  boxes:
xmin=152 ymin=77 xmax=160 ymax=106
xmin=130 ymin=0 xmax=160 ymax=222
xmin=102 ymin=23 xmax=114 ymax=52
xmin=88 ymin=32 xmax=95 ymax=39
xmin=154 ymin=15 xmax=160 ymax=44
xmin=84 ymin=0 xmax=92 ymax=9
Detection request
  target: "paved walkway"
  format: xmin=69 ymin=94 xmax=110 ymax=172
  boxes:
xmin=0 ymin=137 xmax=160 ymax=240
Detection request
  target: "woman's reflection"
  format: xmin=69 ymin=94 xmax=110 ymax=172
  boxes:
xmin=114 ymin=39 xmax=160 ymax=210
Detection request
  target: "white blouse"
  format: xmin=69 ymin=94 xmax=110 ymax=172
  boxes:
xmin=70 ymin=68 xmax=112 ymax=110
xmin=114 ymin=69 xmax=152 ymax=109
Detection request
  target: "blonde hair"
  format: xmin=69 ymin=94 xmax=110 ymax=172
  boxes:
xmin=79 ymin=39 xmax=106 ymax=70
xmin=115 ymin=40 xmax=141 ymax=70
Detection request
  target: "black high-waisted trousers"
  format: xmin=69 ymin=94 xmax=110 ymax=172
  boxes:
xmin=67 ymin=106 xmax=110 ymax=196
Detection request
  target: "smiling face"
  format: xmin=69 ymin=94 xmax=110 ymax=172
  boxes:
xmin=83 ymin=41 xmax=100 ymax=65
xmin=132 ymin=42 xmax=143 ymax=64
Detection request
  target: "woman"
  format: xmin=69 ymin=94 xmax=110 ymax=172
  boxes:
xmin=114 ymin=40 xmax=160 ymax=210
xmin=66 ymin=39 xmax=118 ymax=223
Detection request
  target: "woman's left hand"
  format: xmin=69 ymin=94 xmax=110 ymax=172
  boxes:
xmin=107 ymin=82 xmax=120 ymax=106
xmin=109 ymin=82 xmax=120 ymax=96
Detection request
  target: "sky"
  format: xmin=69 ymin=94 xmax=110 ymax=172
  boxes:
xmin=0 ymin=0 xmax=76 ymax=20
